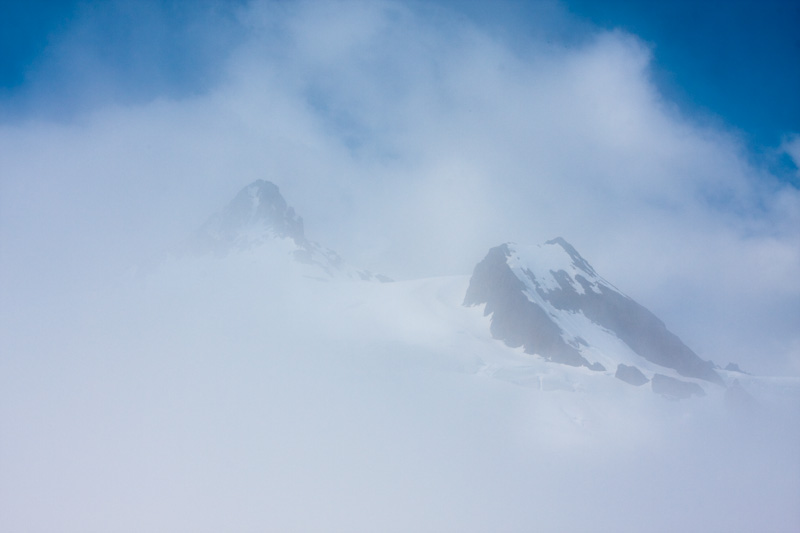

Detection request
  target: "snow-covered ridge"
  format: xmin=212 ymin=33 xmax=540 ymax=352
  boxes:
xmin=508 ymin=237 xmax=611 ymax=296
xmin=465 ymin=238 xmax=723 ymax=391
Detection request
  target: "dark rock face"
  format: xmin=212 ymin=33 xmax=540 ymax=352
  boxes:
xmin=464 ymin=244 xmax=596 ymax=369
xmin=615 ymin=364 xmax=649 ymax=386
xmin=651 ymin=374 xmax=705 ymax=399
xmin=465 ymin=240 xmax=722 ymax=384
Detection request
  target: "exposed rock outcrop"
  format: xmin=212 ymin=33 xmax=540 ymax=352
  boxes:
xmin=615 ymin=364 xmax=649 ymax=386
xmin=465 ymin=239 xmax=722 ymax=384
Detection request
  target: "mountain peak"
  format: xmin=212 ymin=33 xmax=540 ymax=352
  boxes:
xmin=191 ymin=180 xmax=306 ymax=252
xmin=187 ymin=179 xmax=390 ymax=282
xmin=544 ymin=237 xmax=596 ymax=277
xmin=224 ymin=179 xmax=305 ymax=244
xmin=465 ymin=240 xmax=722 ymax=386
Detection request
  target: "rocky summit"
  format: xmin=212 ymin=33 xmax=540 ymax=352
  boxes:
xmin=464 ymin=238 xmax=722 ymax=385
xmin=190 ymin=179 xmax=390 ymax=282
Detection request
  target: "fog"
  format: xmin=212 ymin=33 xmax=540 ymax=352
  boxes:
xmin=1 ymin=1 xmax=799 ymax=531
xmin=3 ymin=255 xmax=799 ymax=532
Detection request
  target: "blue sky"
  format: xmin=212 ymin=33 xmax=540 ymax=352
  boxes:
xmin=2 ymin=0 xmax=798 ymax=177
xmin=565 ymin=1 xmax=800 ymax=149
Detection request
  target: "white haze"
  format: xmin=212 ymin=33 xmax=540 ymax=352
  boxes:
xmin=1 ymin=1 xmax=799 ymax=531
xmin=3 ymin=253 xmax=800 ymax=532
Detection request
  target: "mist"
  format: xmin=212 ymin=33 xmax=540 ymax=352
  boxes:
xmin=3 ymin=253 xmax=799 ymax=532
xmin=1 ymin=1 xmax=799 ymax=531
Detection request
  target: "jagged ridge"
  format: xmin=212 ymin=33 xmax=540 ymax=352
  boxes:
xmin=465 ymin=239 xmax=722 ymax=384
xmin=192 ymin=179 xmax=390 ymax=282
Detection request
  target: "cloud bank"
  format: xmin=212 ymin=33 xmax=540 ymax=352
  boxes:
xmin=1 ymin=2 xmax=799 ymax=531
xmin=1 ymin=1 xmax=798 ymax=371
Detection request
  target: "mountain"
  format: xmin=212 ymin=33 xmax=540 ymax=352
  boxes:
xmin=187 ymin=185 xmax=723 ymax=393
xmin=464 ymin=239 xmax=724 ymax=391
xmin=189 ymin=179 xmax=390 ymax=282
xmin=195 ymin=179 xmax=305 ymax=249
xmin=176 ymin=185 xmax=722 ymax=396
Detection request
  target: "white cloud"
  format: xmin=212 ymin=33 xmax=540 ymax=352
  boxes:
xmin=1 ymin=0 xmax=798 ymax=375
xmin=782 ymin=132 xmax=800 ymax=174
xmin=1 ymin=3 xmax=799 ymax=530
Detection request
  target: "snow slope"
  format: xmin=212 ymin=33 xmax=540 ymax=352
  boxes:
xmin=465 ymin=240 xmax=723 ymax=391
